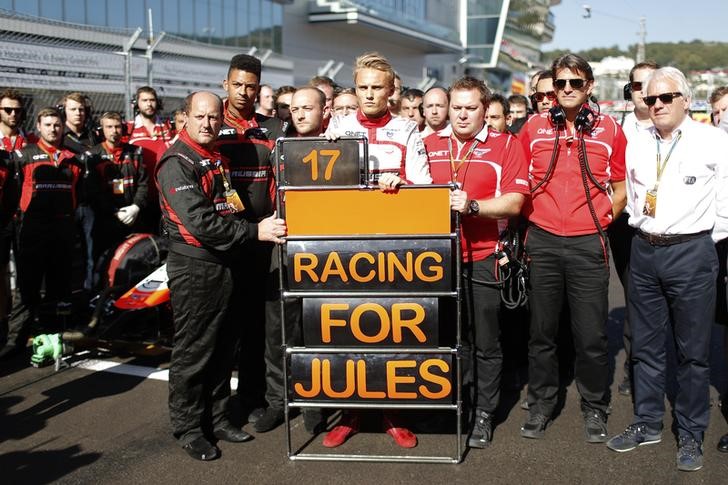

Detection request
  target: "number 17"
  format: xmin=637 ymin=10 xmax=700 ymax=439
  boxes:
xmin=301 ymin=149 xmax=340 ymax=181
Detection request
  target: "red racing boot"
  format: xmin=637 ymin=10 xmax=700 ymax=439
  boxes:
xmin=383 ymin=413 xmax=417 ymax=448
xmin=323 ymin=412 xmax=360 ymax=448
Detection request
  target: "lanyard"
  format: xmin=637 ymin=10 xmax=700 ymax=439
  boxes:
xmin=215 ymin=161 xmax=234 ymax=192
xmin=447 ymin=136 xmax=479 ymax=185
xmin=654 ymin=131 xmax=682 ymax=190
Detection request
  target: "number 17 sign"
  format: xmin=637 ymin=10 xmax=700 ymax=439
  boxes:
xmin=275 ymin=136 xmax=366 ymax=187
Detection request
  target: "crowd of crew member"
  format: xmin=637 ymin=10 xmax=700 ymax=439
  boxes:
xmin=0 ymin=50 xmax=728 ymax=471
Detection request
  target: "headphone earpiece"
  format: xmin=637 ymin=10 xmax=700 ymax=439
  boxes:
xmin=574 ymin=104 xmax=596 ymax=133
xmin=623 ymin=82 xmax=632 ymax=101
xmin=548 ymin=105 xmax=566 ymax=127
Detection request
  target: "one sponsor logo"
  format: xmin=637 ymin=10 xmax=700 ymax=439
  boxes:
xmin=171 ymin=184 xmax=194 ymax=193
xmin=199 ymin=159 xmax=210 ymax=167
xmin=683 ymin=176 xmax=696 ymax=185
xmin=591 ymin=127 xmax=606 ymax=137
xmin=32 ymin=154 xmax=49 ymax=160
xmin=383 ymin=129 xmax=395 ymax=139
xmin=515 ymin=178 xmax=529 ymax=186
xmin=231 ymin=169 xmax=268 ymax=178
xmin=219 ymin=128 xmax=236 ymax=136
xmin=537 ymin=128 xmax=554 ymax=135
xmin=428 ymin=150 xmax=449 ymax=157
xmin=215 ymin=202 xmax=229 ymax=212
xmin=473 ymin=148 xmax=491 ymax=156
xmin=344 ymin=131 xmax=366 ymax=137
xmin=34 ymin=183 xmax=71 ymax=190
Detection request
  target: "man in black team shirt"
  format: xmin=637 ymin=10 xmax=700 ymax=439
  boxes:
xmin=157 ymin=91 xmax=286 ymax=461
xmin=217 ymin=54 xmax=291 ymax=429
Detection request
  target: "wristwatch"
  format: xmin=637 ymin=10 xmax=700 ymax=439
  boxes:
xmin=467 ymin=199 xmax=480 ymax=216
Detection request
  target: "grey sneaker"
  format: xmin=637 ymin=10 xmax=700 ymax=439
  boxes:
xmin=676 ymin=435 xmax=703 ymax=472
xmin=520 ymin=413 xmax=549 ymax=439
xmin=583 ymin=410 xmax=608 ymax=443
xmin=606 ymin=423 xmax=662 ymax=452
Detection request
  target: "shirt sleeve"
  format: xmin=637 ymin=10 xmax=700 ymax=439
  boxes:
xmin=132 ymin=149 xmax=149 ymax=208
xmin=404 ymin=125 xmax=432 ymax=184
xmin=609 ymin=120 xmax=627 ymax=182
xmin=500 ymin=134 xmax=531 ymax=195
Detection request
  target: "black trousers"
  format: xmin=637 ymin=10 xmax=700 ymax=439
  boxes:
xmin=630 ymin=234 xmax=716 ymax=441
xmin=232 ymin=241 xmax=272 ymax=411
xmin=6 ymin=217 xmax=74 ymax=347
xmin=607 ymin=212 xmax=635 ymax=381
xmin=167 ymin=251 xmax=237 ymax=445
xmin=525 ymin=225 xmax=611 ymax=416
xmin=461 ymin=255 xmax=502 ymax=414
xmin=263 ymin=245 xmax=302 ymax=410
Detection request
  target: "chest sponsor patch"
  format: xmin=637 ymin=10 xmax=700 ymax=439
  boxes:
xmin=683 ymin=176 xmax=696 ymax=185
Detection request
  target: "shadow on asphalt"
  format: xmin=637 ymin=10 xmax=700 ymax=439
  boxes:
xmin=0 ymin=445 xmax=101 ymax=485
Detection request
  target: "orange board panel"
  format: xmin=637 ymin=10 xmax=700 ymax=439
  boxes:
xmin=285 ymin=187 xmax=451 ymax=236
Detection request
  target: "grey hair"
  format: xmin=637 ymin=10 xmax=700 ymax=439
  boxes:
xmin=643 ymin=67 xmax=692 ymax=103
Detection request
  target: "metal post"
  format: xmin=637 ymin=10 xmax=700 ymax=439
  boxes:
xmin=116 ymin=27 xmax=143 ymax=122
xmin=636 ymin=17 xmax=646 ymax=63
xmin=145 ymin=8 xmax=166 ymax=87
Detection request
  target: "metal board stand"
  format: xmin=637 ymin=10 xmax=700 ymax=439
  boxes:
xmin=274 ymin=138 xmax=463 ymax=464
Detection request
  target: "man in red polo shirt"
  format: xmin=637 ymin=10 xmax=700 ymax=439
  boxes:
xmin=425 ymin=76 xmax=528 ymax=448
xmin=518 ymin=54 xmax=626 ymax=443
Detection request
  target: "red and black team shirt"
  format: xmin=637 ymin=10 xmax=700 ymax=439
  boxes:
xmin=519 ymin=111 xmax=626 ymax=236
xmin=14 ymin=140 xmax=82 ymax=219
xmin=127 ymin=116 xmax=173 ymax=207
xmin=156 ymin=129 xmax=257 ymax=251
xmin=426 ymin=125 xmax=529 ymax=263
xmin=87 ymin=142 xmax=148 ymax=215
xmin=217 ymin=103 xmax=288 ymax=222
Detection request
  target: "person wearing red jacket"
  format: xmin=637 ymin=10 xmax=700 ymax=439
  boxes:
xmin=518 ymin=54 xmax=626 ymax=443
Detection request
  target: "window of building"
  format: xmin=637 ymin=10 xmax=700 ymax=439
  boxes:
xmin=107 ymin=0 xmax=126 ymax=28
xmin=38 ymin=0 xmax=62 ymax=21
xmin=14 ymin=0 xmax=39 ymax=17
xmin=161 ymin=0 xmax=179 ymax=33
xmin=86 ymin=0 xmax=106 ymax=26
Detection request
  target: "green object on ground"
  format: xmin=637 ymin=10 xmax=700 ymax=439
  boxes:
xmin=30 ymin=334 xmax=64 ymax=367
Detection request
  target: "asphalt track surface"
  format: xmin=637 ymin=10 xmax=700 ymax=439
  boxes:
xmin=2 ymin=264 xmax=728 ymax=485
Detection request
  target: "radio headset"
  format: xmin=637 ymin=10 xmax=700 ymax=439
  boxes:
xmin=533 ymin=99 xmax=609 ymax=257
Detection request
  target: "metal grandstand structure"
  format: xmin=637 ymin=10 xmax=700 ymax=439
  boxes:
xmin=0 ymin=8 xmax=293 ymax=128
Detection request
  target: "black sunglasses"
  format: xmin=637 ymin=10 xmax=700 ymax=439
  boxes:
xmin=643 ymin=92 xmax=683 ymax=107
xmin=275 ymin=103 xmax=289 ymax=110
xmin=554 ymin=78 xmax=587 ymax=90
xmin=630 ymin=81 xmax=643 ymax=91
xmin=1 ymin=107 xmax=22 ymax=114
xmin=533 ymin=91 xmax=556 ymax=102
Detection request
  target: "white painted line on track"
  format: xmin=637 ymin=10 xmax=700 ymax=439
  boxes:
xmin=71 ymin=358 xmax=239 ymax=391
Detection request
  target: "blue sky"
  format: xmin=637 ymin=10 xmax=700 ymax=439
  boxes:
xmin=544 ymin=0 xmax=728 ymax=51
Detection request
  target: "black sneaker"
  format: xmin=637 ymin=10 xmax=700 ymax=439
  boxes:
xmin=182 ymin=436 xmax=220 ymax=461
xmin=606 ymin=423 xmax=662 ymax=452
xmin=583 ymin=410 xmax=608 ymax=443
xmin=468 ymin=410 xmax=493 ymax=448
xmin=253 ymin=407 xmax=285 ymax=433
xmin=677 ymin=435 xmax=703 ymax=472
xmin=520 ymin=413 xmax=549 ymax=439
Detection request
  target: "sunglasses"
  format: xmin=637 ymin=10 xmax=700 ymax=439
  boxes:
xmin=554 ymin=78 xmax=587 ymax=90
xmin=533 ymin=91 xmax=556 ymax=102
xmin=275 ymin=103 xmax=289 ymax=110
xmin=1 ymin=107 xmax=22 ymax=114
xmin=643 ymin=92 xmax=683 ymax=107
xmin=630 ymin=81 xmax=644 ymax=91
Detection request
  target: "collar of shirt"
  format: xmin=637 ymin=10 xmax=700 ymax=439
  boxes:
xmin=356 ymin=109 xmax=391 ymax=129
xmin=436 ymin=123 xmax=490 ymax=144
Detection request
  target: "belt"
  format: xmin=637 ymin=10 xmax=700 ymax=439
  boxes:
xmin=168 ymin=241 xmax=226 ymax=264
xmin=636 ymin=229 xmax=710 ymax=247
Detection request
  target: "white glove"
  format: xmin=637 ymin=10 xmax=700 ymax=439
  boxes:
xmin=116 ymin=204 xmax=140 ymax=226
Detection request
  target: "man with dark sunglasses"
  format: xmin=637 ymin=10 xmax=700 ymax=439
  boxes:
xmin=531 ymin=71 xmax=556 ymax=114
xmin=0 ymin=89 xmax=35 ymax=354
xmin=518 ymin=54 xmax=627 ymax=444
xmin=611 ymin=61 xmax=661 ymax=400
xmin=607 ymin=66 xmax=728 ymax=472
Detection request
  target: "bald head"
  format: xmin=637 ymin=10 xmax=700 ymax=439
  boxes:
xmin=184 ymin=91 xmax=223 ymax=147
xmin=291 ymin=87 xmax=328 ymax=136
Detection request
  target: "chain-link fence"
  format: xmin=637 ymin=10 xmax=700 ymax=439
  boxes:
xmin=0 ymin=8 xmax=293 ymax=131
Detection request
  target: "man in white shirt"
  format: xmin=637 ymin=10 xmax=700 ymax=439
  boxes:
xmin=606 ymin=67 xmax=728 ymax=472
xmin=612 ymin=61 xmax=659 ymax=398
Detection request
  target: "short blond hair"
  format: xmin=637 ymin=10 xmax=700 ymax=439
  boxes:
xmin=353 ymin=52 xmax=394 ymax=87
